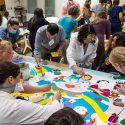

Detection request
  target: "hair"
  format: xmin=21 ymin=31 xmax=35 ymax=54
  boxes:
xmin=47 ymin=23 xmax=59 ymax=35
xmin=0 ymin=13 xmax=2 ymax=26
xmin=4 ymin=11 xmax=9 ymax=18
xmin=78 ymin=24 xmax=96 ymax=44
xmin=7 ymin=17 xmax=19 ymax=26
xmin=113 ymin=0 xmax=119 ymax=5
xmin=109 ymin=47 xmax=125 ymax=66
xmin=99 ymin=0 xmax=105 ymax=4
xmin=84 ymin=3 xmax=91 ymax=10
xmin=44 ymin=107 xmax=83 ymax=125
xmin=123 ymin=4 xmax=125 ymax=10
xmin=97 ymin=12 xmax=107 ymax=19
xmin=84 ymin=0 xmax=91 ymax=5
xmin=0 ymin=62 xmax=20 ymax=84
xmin=0 ymin=39 xmax=12 ymax=53
xmin=34 ymin=8 xmax=44 ymax=18
xmin=68 ymin=5 xmax=80 ymax=16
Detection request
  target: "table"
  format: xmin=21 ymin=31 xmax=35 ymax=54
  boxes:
xmin=12 ymin=56 xmax=125 ymax=125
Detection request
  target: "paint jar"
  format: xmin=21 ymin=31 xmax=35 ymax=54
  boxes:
xmin=19 ymin=63 xmax=30 ymax=80
xmin=108 ymin=113 xmax=119 ymax=125
xmin=110 ymin=72 xmax=120 ymax=79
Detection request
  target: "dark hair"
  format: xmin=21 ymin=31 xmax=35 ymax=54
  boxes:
xmin=113 ymin=0 xmax=119 ymax=5
xmin=0 ymin=14 xmax=2 ymax=26
xmin=4 ymin=11 xmax=9 ymax=18
xmin=34 ymin=8 xmax=44 ymax=18
xmin=123 ymin=4 xmax=125 ymax=9
xmin=97 ymin=12 xmax=107 ymax=19
xmin=8 ymin=17 xmax=19 ymax=26
xmin=44 ymin=107 xmax=83 ymax=125
xmin=78 ymin=24 xmax=96 ymax=43
xmin=47 ymin=23 xmax=59 ymax=35
xmin=85 ymin=0 xmax=91 ymax=5
xmin=84 ymin=3 xmax=91 ymax=10
xmin=99 ymin=0 xmax=105 ymax=4
xmin=0 ymin=62 xmax=20 ymax=84
xmin=68 ymin=5 xmax=80 ymax=16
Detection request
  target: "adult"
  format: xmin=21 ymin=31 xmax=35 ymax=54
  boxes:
xmin=67 ymin=24 xmax=98 ymax=75
xmin=62 ymin=0 xmax=80 ymax=16
xmin=34 ymin=23 xmax=66 ymax=67
xmin=108 ymin=0 xmax=123 ymax=34
xmin=1 ymin=11 xmax=9 ymax=28
xmin=0 ymin=61 xmax=62 ymax=125
xmin=28 ymin=8 xmax=49 ymax=54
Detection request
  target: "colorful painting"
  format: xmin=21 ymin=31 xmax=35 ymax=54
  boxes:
xmin=12 ymin=57 xmax=125 ymax=125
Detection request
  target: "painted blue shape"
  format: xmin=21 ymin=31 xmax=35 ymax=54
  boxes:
xmin=37 ymin=80 xmax=56 ymax=86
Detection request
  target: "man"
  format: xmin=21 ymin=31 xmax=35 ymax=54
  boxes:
xmin=62 ymin=0 xmax=80 ymax=16
xmin=34 ymin=23 xmax=66 ymax=67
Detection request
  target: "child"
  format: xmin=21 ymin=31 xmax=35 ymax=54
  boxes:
xmin=109 ymin=47 xmax=125 ymax=107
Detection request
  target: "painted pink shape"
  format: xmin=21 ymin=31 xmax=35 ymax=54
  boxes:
xmin=90 ymin=84 xmax=98 ymax=89
xmin=101 ymin=89 xmax=110 ymax=96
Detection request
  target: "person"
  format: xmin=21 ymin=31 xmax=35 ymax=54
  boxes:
xmin=34 ymin=23 xmax=66 ymax=67
xmin=109 ymin=47 xmax=125 ymax=107
xmin=0 ymin=61 xmax=63 ymax=125
xmin=28 ymin=8 xmax=49 ymax=55
xmin=92 ymin=12 xmax=111 ymax=69
xmin=44 ymin=107 xmax=83 ymax=125
xmin=78 ymin=3 xmax=92 ymax=26
xmin=0 ymin=39 xmax=51 ymax=93
xmin=1 ymin=11 xmax=9 ymax=28
xmin=108 ymin=0 xmax=123 ymax=34
xmin=0 ymin=17 xmax=22 ymax=53
xmin=66 ymin=24 xmax=98 ymax=75
xmin=105 ymin=0 xmax=112 ymax=14
xmin=92 ymin=0 xmax=105 ymax=15
xmin=97 ymin=32 xmax=125 ymax=73
xmin=59 ymin=5 xmax=80 ymax=39
xmin=62 ymin=0 xmax=80 ymax=16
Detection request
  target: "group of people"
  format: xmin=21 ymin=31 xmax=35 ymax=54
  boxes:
xmin=0 ymin=0 xmax=125 ymax=125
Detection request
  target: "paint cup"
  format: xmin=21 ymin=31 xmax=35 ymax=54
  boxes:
xmin=108 ymin=113 xmax=119 ymax=125
xmin=110 ymin=72 xmax=120 ymax=79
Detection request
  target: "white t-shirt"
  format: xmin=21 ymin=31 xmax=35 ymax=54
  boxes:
xmin=0 ymin=91 xmax=63 ymax=125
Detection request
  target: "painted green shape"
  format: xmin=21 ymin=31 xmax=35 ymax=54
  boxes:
xmin=120 ymin=119 xmax=125 ymax=125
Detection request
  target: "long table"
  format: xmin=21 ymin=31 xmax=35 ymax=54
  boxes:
xmin=12 ymin=56 xmax=125 ymax=125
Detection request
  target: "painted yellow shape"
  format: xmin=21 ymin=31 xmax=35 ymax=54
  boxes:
xmin=37 ymin=98 xmax=51 ymax=105
xmin=77 ymin=94 xmax=108 ymax=123
xmin=35 ymin=67 xmax=47 ymax=74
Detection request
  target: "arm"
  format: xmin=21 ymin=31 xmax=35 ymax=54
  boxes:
xmin=23 ymin=84 xmax=51 ymax=94
xmin=34 ymin=29 xmax=42 ymax=67
xmin=13 ymin=92 xmax=63 ymax=124
xmin=84 ymin=38 xmax=98 ymax=68
xmin=105 ymin=21 xmax=111 ymax=39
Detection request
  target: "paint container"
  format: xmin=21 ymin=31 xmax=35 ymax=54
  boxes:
xmin=19 ymin=63 xmax=30 ymax=80
xmin=108 ymin=113 xmax=119 ymax=125
xmin=110 ymin=72 xmax=120 ymax=79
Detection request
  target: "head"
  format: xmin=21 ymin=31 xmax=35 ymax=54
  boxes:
xmin=113 ymin=0 xmax=119 ymax=6
xmin=97 ymin=12 xmax=107 ymax=19
xmin=0 ymin=61 xmax=21 ymax=92
xmin=46 ymin=23 xmax=59 ymax=40
xmin=83 ymin=3 xmax=91 ymax=12
xmin=44 ymin=107 xmax=83 ymax=125
xmin=110 ymin=32 xmax=125 ymax=48
xmin=4 ymin=11 xmax=9 ymax=19
xmin=68 ymin=5 xmax=80 ymax=18
xmin=99 ymin=0 xmax=105 ymax=4
xmin=85 ymin=0 xmax=91 ymax=5
xmin=78 ymin=24 xmax=96 ymax=44
xmin=0 ymin=14 xmax=2 ymax=26
xmin=7 ymin=17 xmax=19 ymax=34
xmin=109 ymin=47 xmax=125 ymax=74
xmin=0 ymin=39 xmax=14 ymax=62
xmin=34 ymin=8 xmax=44 ymax=18
xmin=123 ymin=4 xmax=125 ymax=13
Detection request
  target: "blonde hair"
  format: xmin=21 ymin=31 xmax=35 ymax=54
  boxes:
xmin=109 ymin=47 xmax=125 ymax=66
xmin=0 ymin=39 xmax=12 ymax=51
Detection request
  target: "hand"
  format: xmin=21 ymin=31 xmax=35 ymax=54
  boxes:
xmin=72 ymin=65 xmax=85 ymax=75
xmin=105 ymin=57 xmax=110 ymax=65
xmin=35 ymin=63 xmax=41 ymax=69
xmin=115 ymin=84 xmax=125 ymax=95
xmin=52 ymin=92 xmax=61 ymax=101
xmin=113 ymin=101 xmax=124 ymax=107
xmin=57 ymin=49 xmax=62 ymax=57
xmin=41 ymin=84 xmax=51 ymax=92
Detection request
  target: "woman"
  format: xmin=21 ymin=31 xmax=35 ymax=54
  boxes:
xmin=108 ymin=0 xmax=123 ymax=34
xmin=0 ymin=39 xmax=51 ymax=93
xmin=0 ymin=61 xmax=62 ymax=125
xmin=28 ymin=8 xmax=49 ymax=55
xmin=66 ymin=24 xmax=98 ymax=75
xmin=92 ymin=12 xmax=111 ymax=69
xmin=109 ymin=47 xmax=125 ymax=107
